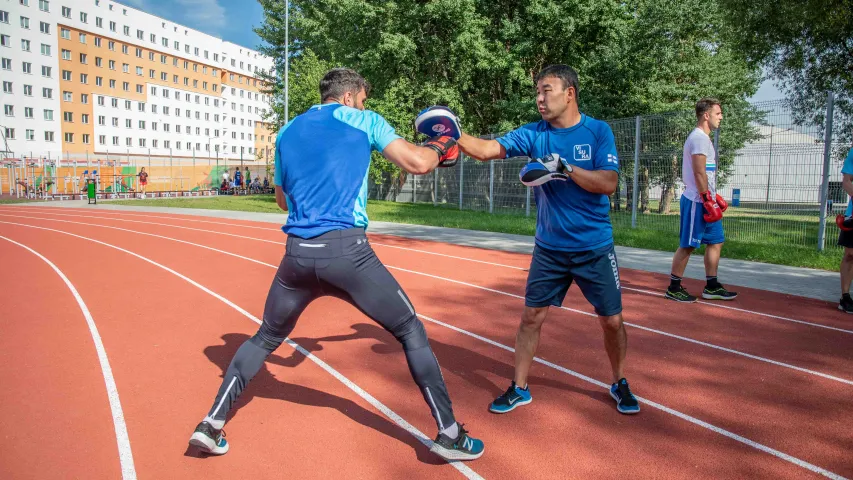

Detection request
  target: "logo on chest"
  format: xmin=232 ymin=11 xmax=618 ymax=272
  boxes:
xmin=574 ymin=144 xmax=592 ymax=161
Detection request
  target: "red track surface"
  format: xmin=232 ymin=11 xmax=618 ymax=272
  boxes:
xmin=1 ymin=205 xmax=851 ymax=480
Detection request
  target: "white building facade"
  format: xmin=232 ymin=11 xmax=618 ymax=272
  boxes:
xmin=1 ymin=0 xmax=276 ymax=164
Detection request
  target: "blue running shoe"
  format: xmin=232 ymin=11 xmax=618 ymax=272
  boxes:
xmin=189 ymin=421 xmax=229 ymax=455
xmin=610 ymin=378 xmax=640 ymax=414
xmin=488 ymin=381 xmax=532 ymax=413
xmin=430 ymin=423 xmax=485 ymax=461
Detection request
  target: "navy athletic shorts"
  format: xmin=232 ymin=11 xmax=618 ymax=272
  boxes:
xmin=525 ymin=242 xmax=623 ymax=316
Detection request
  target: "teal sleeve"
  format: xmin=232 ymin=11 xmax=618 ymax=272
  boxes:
xmin=842 ymin=148 xmax=853 ymax=176
xmin=333 ymin=107 xmax=402 ymax=152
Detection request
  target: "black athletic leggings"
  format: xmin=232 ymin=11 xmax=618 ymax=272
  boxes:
xmin=206 ymin=228 xmax=456 ymax=432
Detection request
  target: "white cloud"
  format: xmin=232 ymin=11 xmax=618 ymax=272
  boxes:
xmin=175 ymin=0 xmax=227 ymax=30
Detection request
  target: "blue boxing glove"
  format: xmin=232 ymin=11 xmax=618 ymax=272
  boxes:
xmin=519 ymin=154 xmax=573 ymax=187
xmin=415 ymin=106 xmax=461 ymax=140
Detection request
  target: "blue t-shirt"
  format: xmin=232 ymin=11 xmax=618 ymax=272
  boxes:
xmin=274 ymin=103 xmax=401 ymax=238
xmin=842 ymin=147 xmax=853 ymax=216
xmin=497 ymin=114 xmax=619 ymax=252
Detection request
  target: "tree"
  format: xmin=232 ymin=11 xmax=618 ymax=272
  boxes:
xmin=718 ymin=0 xmax=853 ymax=146
xmin=253 ymin=0 xmax=764 ymax=202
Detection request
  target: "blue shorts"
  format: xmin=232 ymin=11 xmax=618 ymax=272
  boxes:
xmin=679 ymin=195 xmax=725 ymax=248
xmin=525 ymin=242 xmax=622 ymax=316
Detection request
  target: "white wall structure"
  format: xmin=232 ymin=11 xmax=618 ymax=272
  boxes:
xmin=1 ymin=0 xmax=275 ymax=164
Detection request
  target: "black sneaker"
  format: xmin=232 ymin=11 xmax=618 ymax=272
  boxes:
xmin=839 ymin=296 xmax=853 ymax=314
xmin=429 ymin=423 xmax=485 ymax=461
xmin=189 ymin=421 xmax=229 ymax=455
xmin=609 ymin=378 xmax=640 ymax=414
xmin=702 ymin=285 xmax=738 ymax=300
xmin=665 ymin=286 xmax=697 ymax=303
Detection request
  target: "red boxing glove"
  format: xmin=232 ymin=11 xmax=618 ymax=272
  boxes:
xmin=701 ymin=191 xmax=723 ymax=223
xmin=836 ymin=214 xmax=853 ymax=232
xmin=715 ymin=193 xmax=728 ymax=212
xmin=423 ymin=135 xmax=459 ymax=167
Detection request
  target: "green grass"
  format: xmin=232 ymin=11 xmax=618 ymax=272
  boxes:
xmin=0 ymin=198 xmax=44 ymax=204
xmin=108 ymin=195 xmax=843 ymax=272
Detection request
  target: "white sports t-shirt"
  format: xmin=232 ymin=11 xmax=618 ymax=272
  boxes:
xmin=682 ymin=128 xmax=717 ymax=202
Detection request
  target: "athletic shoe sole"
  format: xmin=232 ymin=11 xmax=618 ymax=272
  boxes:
xmin=838 ymin=305 xmax=853 ymax=314
xmin=488 ymin=397 xmax=532 ymax=414
xmin=702 ymin=293 xmax=738 ymax=300
xmin=609 ymin=390 xmax=640 ymax=414
xmin=665 ymin=293 xmax=697 ymax=303
xmin=189 ymin=432 xmax=229 ymax=455
xmin=429 ymin=443 xmax=485 ymax=461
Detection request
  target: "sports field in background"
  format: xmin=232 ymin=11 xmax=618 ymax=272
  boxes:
xmin=107 ymin=196 xmax=843 ymax=272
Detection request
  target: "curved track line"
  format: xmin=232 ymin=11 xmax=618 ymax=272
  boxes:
xmin=2 ymin=209 xmax=283 ymax=245
xmin=4 ymin=205 xmax=280 ymax=232
xmin=367 ymin=243 xmax=853 ymax=335
xmin=416 ymin=313 xmax=847 ymax=480
xmin=0 ymin=234 xmax=137 ymax=480
xmin=6 ymin=212 xmax=849 ymax=387
xmin=9 ymin=206 xmax=845 ymax=335
xmin=3 ymin=218 xmax=846 ymax=479
xmin=0 ymin=221 xmax=481 ymax=480
xmin=387 ymin=266 xmax=853 ymax=386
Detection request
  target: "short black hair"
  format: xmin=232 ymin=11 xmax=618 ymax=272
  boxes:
xmin=696 ymin=98 xmax=721 ymax=119
xmin=319 ymin=68 xmax=371 ymax=102
xmin=534 ymin=65 xmax=579 ymax=95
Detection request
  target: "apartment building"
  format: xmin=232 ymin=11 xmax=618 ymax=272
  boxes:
xmin=0 ymin=0 xmax=277 ymax=163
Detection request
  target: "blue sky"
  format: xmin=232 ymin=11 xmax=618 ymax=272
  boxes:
xmin=119 ymin=0 xmax=784 ymax=102
xmin=118 ymin=0 xmax=266 ymax=51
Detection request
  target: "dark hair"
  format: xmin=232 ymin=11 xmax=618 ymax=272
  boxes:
xmin=534 ymin=65 xmax=579 ymax=95
xmin=695 ymin=98 xmax=721 ymax=119
xmin=320 ymin=68 xmax=371 ymax=102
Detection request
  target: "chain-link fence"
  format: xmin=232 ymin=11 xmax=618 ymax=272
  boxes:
xmin=372 ymin=95 xmax=851 ymax=252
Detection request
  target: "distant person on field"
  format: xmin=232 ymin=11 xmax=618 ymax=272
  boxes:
xmin=138 ymin=167 xmax=149 ymax=195
xmin=665 ymin=98 xmax=737 ymax=303
xmin=836 ymin=146 xmax=853 ymax=314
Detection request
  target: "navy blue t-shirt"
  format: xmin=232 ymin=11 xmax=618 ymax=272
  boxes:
xmin=497 ymin=114 xmax=619 ymax=252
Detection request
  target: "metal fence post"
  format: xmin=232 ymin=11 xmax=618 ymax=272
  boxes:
xmin=631 ymin=116 xmax=641 ymax=228
xmin=411 ymin=173 xmax=415 ymax=203
xmin=713 ymin=129 xmax=720 ymax=162
xmin=433 ymin=170 xmax=437 ymax=207
xmin=459 ymin=157 xmax=464 ymax=210
xmin=525 ymin=187 xmax=531 ymax=217
xmin=489 ymin=160 xmax=495 ymax=213
xmin=818 ymin=92 xmax=835 ymax=252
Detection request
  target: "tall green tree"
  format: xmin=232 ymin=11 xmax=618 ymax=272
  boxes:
xmin=718 ymin=0 xmax=853 ymax=146
xmin=253 ymin=0 xmax=763 ymax=203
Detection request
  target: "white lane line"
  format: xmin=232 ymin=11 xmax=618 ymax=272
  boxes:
xmin=4 ymin=218 xmax=845 ymax=480
xmin=367 ymin=242 xmax=853 ymax=335
xmin=0 ymin=209 xmax=283 ymax=245
xmin=6 ymin=212 xmax=850 ymax=387
xmin=9 ymin=206 xmax=846 ymax=335
xmin=0 ymin=221 xmax=481 ymax=480
xmin=386 ymin=266 xmax=853 ymax=386
xmin=415 ymin=313 xmax=848 ymax=480
xmin=3 ymin=205 xmax=279 ymax=232
xmin=0 ymin=234 xmax=137 ymax=480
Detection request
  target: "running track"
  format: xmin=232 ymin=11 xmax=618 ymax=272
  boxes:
xmin=1 ymin=204 xmax=851 ymax=480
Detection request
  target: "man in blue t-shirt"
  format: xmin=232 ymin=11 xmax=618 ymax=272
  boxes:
xmin=189 ymin=68 xmax=484 ymax=462
xmin=456 ymin=65 xmax=640 ymax=415
xmin=838 ymin=147 xmax=853 ymax=313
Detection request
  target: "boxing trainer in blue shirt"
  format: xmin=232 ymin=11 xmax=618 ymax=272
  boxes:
xmin=456 ymin=64 xmax=641 ymax=416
